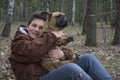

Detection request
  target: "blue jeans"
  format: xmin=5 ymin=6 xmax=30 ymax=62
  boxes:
xmin=40 ymin=54 xmax=113 ymax=80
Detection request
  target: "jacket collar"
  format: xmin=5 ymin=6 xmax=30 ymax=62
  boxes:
xmin=19 ymin=26 xmax=28 ymax=35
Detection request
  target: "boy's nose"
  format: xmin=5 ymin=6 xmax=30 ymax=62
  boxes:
xmin=35 ymin=27 xmax=39 ymax=31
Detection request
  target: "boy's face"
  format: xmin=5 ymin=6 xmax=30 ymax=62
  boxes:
xmin=28 ymin=19 xmax=45 ymax=38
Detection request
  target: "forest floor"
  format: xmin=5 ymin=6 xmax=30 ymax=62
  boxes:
xmin=0 ymin=23 xmax=120 ymax=80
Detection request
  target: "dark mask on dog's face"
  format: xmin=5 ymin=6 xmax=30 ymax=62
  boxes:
xmin=56 ymin=15 xmax=68 ymax=29
xmin=47 ymin=12 xmax=68 ymax=31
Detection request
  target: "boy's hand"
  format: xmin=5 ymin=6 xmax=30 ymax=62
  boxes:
xmin=48 ymin=47 xmax=65 ymax=60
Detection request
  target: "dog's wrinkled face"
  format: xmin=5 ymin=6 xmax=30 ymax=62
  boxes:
xmin=47 ymin=12 xmax=68 ymax=31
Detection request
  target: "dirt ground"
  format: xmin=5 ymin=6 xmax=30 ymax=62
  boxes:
xmin=0 ymin=24 xmax=120 ymax=80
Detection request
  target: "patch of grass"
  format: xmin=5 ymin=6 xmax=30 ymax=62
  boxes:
xmin=102 ymin=59 xmax=120 ymax=72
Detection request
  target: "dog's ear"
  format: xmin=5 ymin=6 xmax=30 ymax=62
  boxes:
xmin=41 ymin=11 xmax=49 ymax=15
xmin=48 ymin=12 xmax=52 ymax=22
xmin=40 ymin=11 xmax=52 ymax=21
xmin=40 ymin=11 xmax=50 ymax=19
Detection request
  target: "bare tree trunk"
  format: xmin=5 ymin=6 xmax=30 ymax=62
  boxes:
xmin=81 ymin=0 xmax=88 ymax=35
xmin=19 ymin=0 xmax=27 ymax=21
xmin=1 ymin=0 xmax=15 ymax=37
xmin=85 ymin=0 xmax=97 ymax=46
xmin=110 ymin=0 xmax=113 ymax=20
xmin=61 ymin=0 xmax=64 ymax=12
xmin=54 ymin=0 xmax=60 ymax=11
xmin=72 ymin=0 xmax=75 ymax=26
xmin=46 ymin=0 xmax=50 ymax=12
xmin=112 ymin=0 xmax=120 ymax=45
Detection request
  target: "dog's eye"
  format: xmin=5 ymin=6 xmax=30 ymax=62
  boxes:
xmin=56 ymin=14 xmax=61 ymax=18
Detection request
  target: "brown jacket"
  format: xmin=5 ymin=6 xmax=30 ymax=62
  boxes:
xmin=9 ymin=25 xmax=73 ymax=80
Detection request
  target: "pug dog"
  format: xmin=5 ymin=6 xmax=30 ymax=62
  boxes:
xmin=40 ymin=12 xmax=75 ymax=71
xmin=39 ymin=12 xmax=73 ymax=47
xmin=44 ymin=12 xmax=68 ymax=32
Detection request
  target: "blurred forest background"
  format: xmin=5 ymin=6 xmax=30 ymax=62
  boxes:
xmin=0 ymin=0 xmax=120 ymax=80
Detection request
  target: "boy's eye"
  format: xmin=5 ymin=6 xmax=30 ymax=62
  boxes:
xmin=39 ymin=26 xmax=43 ymax=29
xmin=31 ymin=23 xmax=44 ymax=30
xmin=31 ymin=24 xmax=37 ymax=28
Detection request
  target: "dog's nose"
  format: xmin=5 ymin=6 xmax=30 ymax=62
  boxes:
xmin=63 ymin=16 xmax=68 ymax=22
xmin=57 ymin=16 xmax=68 ymax=28
xmin=63 ymin=16 xmax=68 ymax=26
xmin=61 ymin=16 xmax=68 ymax=27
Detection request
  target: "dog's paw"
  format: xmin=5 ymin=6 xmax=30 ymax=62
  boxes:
xmin=66 ymin=36 xmax=74 ymax=43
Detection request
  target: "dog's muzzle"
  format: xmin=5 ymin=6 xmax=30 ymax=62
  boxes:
xmin=56 ymin=15 xmax=68 ymax=29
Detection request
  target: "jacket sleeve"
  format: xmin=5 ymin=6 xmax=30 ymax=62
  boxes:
xmin=11 ymin=31 xmax=57 ymax=63
xmin=61 ymin=47 xmax=73 ymax=60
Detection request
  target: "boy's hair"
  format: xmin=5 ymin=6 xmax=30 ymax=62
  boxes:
xmin=28 ymin=11 xmax=49 ymax=25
